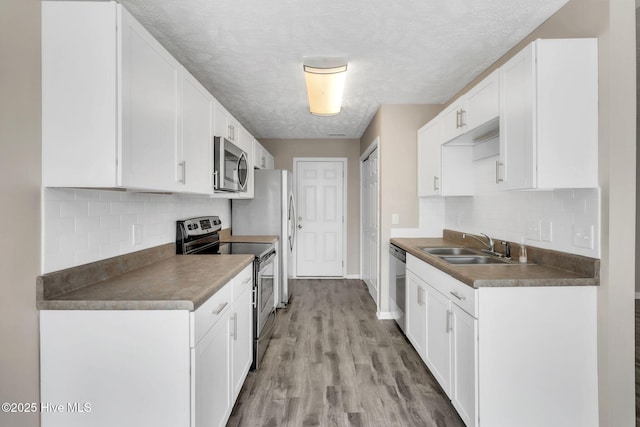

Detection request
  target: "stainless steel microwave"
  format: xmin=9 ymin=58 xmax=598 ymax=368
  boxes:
xmin=213 ymin=137 xmax=248 ymax=192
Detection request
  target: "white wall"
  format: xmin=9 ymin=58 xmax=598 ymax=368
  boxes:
xmin=0 ymin=0 xmax=41 ymax=425
xmin=43 ymin=188 xmax=230 ymax=273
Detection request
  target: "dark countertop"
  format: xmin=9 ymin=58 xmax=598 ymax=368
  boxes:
xmin=37 ymin=245 xmax=254 ymax=310
xmin=391 ymin=235 xmax=599 ymax=289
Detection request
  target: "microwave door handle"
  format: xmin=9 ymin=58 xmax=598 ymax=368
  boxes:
xmin=237 ymin=152 xmax=248 ymax=191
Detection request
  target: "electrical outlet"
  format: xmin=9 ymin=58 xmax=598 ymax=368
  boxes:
xmin=572 ymin=224 xmax=594 ymax=249
xmin=132 ymin=224 xmax=143 ymax=245
xmin=541 ymin=221 xmax=553 ymax=242
xmin=391 ymin=214 xmax=400 ymax=225
xmin=526 ymin=220 xmax=541 ymax=241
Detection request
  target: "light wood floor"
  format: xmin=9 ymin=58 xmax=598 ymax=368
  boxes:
xmin=227 ymin=279 xmax=465 ymax=427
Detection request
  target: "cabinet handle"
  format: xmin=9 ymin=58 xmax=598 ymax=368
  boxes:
xmin=213 ymin=171 xmax=219 ymax=189
xmin=178 ymin=161 xmax=186 ymax=184
xmin=455 ymin=110 xmax=461 ymax=129
xmin=446 ymin=310 xmax=453 ymax=333
xmin=252 ymin=288 xmax=257 ymax=308
xmin=212 ymin=302 xmax=228 ymax=315
xmin=495 ymin=160 xmax=504 ymax=183
xmin=433 ymin=176 xmax=439 ymax=192
xmin=459 ymin=109 xmax=466 ymax=127
xmin=230 ymin=313 xmax=237 ymax=340
xmin=450 ymin=291 xmax=466 ymax=301
xmin=417 ymin=287 xmax=424 ymax=306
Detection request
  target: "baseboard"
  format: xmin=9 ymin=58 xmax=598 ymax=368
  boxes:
xmin=376 ymin=311 xmax=396 ymax=320
xmin=344 ymin=274 xmax=360 ymax=279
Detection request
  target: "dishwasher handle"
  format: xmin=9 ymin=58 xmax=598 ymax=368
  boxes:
xmin=389 ymin=244 xmax=406 ymax=263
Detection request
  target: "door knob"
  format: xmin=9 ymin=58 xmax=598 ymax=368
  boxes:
xmin=298 ymin=224 xmax=303 ymax=229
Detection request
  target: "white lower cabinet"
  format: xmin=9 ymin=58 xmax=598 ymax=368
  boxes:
xmin=406 ymin=254 xmax=597 ymax=427
xmin=424 ymin=283 xmax=453 ymax=395
xmin=405 ymin=270 xmax=427 ymax=359
xmin=450 ymin=303 xmax=477 ymax=426
xmin=40 ymin=264 xmax=253 ymax=427
xmin=195 ymin=308 xmax=232 ymax=427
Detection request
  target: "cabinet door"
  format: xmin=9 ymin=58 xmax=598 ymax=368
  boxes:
xmin=213 ymin=101 xmax=229 ymax=139
xmin=264 ymin=151 xmax=275 ymax=169
xmin=195 ymin=310 xmax=232 ymax=427
xmin=498 ymin=42 xmax=536 ymax=190
xmin=440 ymin=101 xmax=466 ymax=143
xmin=451 ymin=304 xmax=478 ymax=427
xmin=406 ymin=271 xmax=427 ymax=360
xmin=180 ymin=71 xmax=213 ymax=194
xmin=254 ymin=140 xmax=266 ymax=169
xmin=417 ymin=119 xmax=442 ymax=197
xmin=466 ymin=70 xmax=499 ymax=130
xmin=231 ymin=286 xmax=253 ymax=400
xmin=424 ymin=284 xmax=452 ymax=395
xmin=119 ymin=6 xmax=180 ymax=191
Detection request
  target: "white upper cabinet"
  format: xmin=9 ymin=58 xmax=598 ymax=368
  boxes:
xmin=119 ymin=8 xmax=181 ymax=192
xmin=440 ymin=70 xmax=500 ymax=146
xmin=180 ymin=72 xmax=214 ymax=194
xmin=498 ymin=39 xmax=598 ymax=190
xmin=254 ymin=140 xmax=275 ymax=170
xmin=418 ymin=117 xmax=474 ymax=197
xmin=465 ymin=70 xmax=499 ymax=131
xmin=43 ymin=1 xmax=257 ymax=197
xmin=440 ymin=100 xmax=467 ymax=143
xmin=43 ymin=2 xmax=180 ymax=191
xmin=417 ymin=119 xmax=442 ymax=197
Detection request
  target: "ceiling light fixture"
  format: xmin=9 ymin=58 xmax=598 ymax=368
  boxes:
xmin=303 ymin=57 xmax=348 ymax=116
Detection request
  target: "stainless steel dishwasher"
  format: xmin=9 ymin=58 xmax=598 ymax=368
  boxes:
xmin=389 ymin=243 xmax=407 ymax=333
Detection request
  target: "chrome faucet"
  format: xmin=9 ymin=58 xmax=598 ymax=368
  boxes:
xmin=463 ymin=233 xmax=500 ymax=256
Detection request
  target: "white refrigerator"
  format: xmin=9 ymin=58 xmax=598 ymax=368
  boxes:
xmin=231 ymin=169 xmax=296 ymax=307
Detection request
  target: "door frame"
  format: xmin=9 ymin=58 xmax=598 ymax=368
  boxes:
xmin=360 ymin=138 xmax=380 ymax=307
xmin=292 ymin=157 xmax=348 ymax=278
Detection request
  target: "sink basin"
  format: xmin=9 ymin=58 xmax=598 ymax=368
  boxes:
xmin=439 ymin=255 xmax=510 ymax=265
xmin=420 ymin=247 xmax=478 ymax=256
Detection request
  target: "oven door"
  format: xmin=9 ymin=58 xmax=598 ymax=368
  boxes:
xmin=213 ymin=137 xmax=248 ymax=192
xmin=256 ymin=250 xmax=276 ymax=334
xmin=253 ymin=250 xmax=276 ymax=370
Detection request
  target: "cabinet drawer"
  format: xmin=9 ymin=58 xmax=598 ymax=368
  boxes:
xmin=446 ymin=278 xmax=477 ymax=318
xmin=407 ymin=254 xmax=477 ymax=317
xmin=194 ymin=283 xmax=232 ymax=345
xmin=234 ymin=264 xmax=254 ymax=300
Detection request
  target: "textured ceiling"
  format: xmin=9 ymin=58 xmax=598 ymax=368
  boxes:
xmin=120 ymin=0 xmax=568 ymax=139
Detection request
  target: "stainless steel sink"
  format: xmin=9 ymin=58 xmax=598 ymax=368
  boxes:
xmin=438 ymin=255 xmax=510 ymax=265
xmin=420 ymin=247 xmax=479 ymax=256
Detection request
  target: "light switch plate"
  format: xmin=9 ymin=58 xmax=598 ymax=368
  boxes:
xmin=391 ymin=214 xmax=400 ymax=225
xmin=572 ymin=224 xmax=594 ymax=249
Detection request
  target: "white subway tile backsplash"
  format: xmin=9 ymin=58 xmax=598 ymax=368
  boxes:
xmin=433 ymin=188 xmax=601 ymax=258
xmin=88 ymin=201 xmax=111 ymax=217
xmin=74 ymin=189 xmax=101 ymax=201
xmin=110 ymin=201 xmax=130 ymax=215
xmin=42 ymin=188 xmax=231 ymax=273
xmin=75 ymin=216 xmax=100 ymax=233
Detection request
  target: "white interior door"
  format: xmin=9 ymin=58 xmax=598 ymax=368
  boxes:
xmin=295 ymin=160 xmax=345 ymax=277
xmin=361 ymin=148 xmax=378 ymax=302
